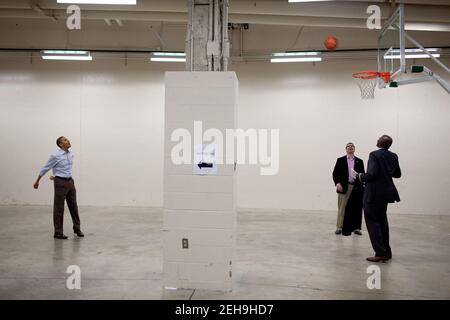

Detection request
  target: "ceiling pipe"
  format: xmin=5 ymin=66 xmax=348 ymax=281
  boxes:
xmin=1 ymin=9 xmax=450 ymax=32
xmin=1 ymin=47 xmax=449 ymax=62
xmin=0 ymin=0 xmax=449 ymax=23
xmin=31 ymin=4 xmax=57 ymax=21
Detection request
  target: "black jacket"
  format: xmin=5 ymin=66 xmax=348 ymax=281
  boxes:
xmin=332 ymin=156 xmax=365 ymax=194
xmin=360 ymin=148 xmax=401 ymax=204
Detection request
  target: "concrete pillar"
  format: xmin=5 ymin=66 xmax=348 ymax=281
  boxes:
xmin=163 ymin=71 xmax=238 ymax=291
xmin=186 ymin=0 xmax=230 ymax=72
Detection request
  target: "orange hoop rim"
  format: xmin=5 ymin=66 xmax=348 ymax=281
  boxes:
xmin=352 ymin=71 xmax=391 ymax=83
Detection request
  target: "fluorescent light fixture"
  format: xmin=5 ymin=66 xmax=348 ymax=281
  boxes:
xmin=150 ymin=52 xmax=186 ymax=63
xmin=405 ymin=23 xmax=450 ymax=32
xmin=151 ymin=57 xmax=186 ymax=62
xmin=56 ymin=0 xmax=136 ymax=4
xmin=271 ymin=51 xmax=322 ymax=63
xmin=384 ymin=48 xmax=441 ymax=59
xmin=41 ymin=50 xmax=92 ymax=61
xmin=271 ymin=57 xmax=322 ymax=62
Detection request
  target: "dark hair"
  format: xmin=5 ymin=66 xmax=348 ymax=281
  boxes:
xmin=56 ymin=136 xmax=64 ymax=147
xmin=378 ymin=135 xmax=393 ymax=149
xmin=346 ymin=142 xmax=355 ymax=148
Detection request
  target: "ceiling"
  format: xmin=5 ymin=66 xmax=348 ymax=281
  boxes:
xmin=0 ymin=0 xmax=449 ymax=57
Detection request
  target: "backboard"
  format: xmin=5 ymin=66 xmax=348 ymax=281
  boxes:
xmin=377 ymin=5 xmax=405 ymax=88
xmin=374 ymin=4 xmax=449 ymax=94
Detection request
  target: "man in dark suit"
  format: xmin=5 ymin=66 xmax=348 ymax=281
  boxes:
xmin=332 ymin=142 xmax=365 ymax=236
xmin=355 ymin=135 xmax=401 ymax=263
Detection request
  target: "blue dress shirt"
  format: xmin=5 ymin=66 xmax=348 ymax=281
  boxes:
xmin=39 ymin=149 xmax=74 ymax=178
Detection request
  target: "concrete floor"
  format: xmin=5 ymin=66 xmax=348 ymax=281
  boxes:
xmin=0 ymin=205 xmax=449 ymax=300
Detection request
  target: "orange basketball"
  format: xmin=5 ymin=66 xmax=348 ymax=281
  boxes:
xmin=324 ymin=36 xmax=338 ymax=50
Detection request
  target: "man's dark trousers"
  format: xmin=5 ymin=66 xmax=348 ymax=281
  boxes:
xmin=364 ymin=201 xmax=391 ymax=257
xmin=53 ymin=177 xmax=81 ymax=234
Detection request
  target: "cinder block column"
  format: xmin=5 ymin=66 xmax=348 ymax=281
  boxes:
xmin=163 ymin=72 xmax=238 ymax=291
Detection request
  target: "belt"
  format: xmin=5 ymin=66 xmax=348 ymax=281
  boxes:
xmin=55 ymin=176 xmax=72 ymax=181
xmin=348 ymin=182 xmax=355 ymax=185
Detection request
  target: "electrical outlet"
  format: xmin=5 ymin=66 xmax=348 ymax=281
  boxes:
xmin=182 ymin=238 xmax=189 ymax=249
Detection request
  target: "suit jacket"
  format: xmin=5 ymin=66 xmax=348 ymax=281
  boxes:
xmin=332 ymin=155 xmax=365 ymax=194
xmin=360 ymin=148 xmax=401 ymax=204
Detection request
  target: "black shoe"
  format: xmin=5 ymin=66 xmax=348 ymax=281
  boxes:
xmin=366 ymin=256 xmax=389 ymax=263
xmin=353 ymin=230 xmax=363 ymax=235
xmin=335 ymin=228 xmax=342 ymax=235
xmin=54 ymin=233 xmax=68 ymax=239
xmin=74 ymin=230 xmax=84 ymax=237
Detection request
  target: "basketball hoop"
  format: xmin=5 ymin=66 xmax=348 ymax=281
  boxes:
xmin=352 ymin=72 xmax=391 ymax=99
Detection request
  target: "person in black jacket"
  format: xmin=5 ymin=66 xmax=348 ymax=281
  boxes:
xmin=332 ymin=142 xmax=365 ymax=236
xmin=354 ymin=135 xmax=401 ymax=263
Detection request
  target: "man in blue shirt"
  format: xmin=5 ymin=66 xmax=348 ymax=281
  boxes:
xmin=34 ymin=136 xmax=84 ymax=239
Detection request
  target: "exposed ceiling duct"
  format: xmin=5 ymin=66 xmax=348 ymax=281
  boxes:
xmin=0 ymin=0 xmax=449 ymax=30
xmin=0 ymin=0 xmax=449 ymax=54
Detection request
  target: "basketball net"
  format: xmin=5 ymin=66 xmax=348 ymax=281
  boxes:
xmin=352 ymin=72 xmax=390 ymax=99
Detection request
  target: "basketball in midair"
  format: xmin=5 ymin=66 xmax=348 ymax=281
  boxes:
xmin=324 ymin=36 xmax=338 ymax=50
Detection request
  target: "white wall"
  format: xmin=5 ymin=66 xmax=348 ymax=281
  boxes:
xmin=0 ymin=58 xmax=171 ymax=207
xmin=1 ymin=56 xmax=449 ymax=214
xmin=235 ymin=59 xmax=450 ymax=215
